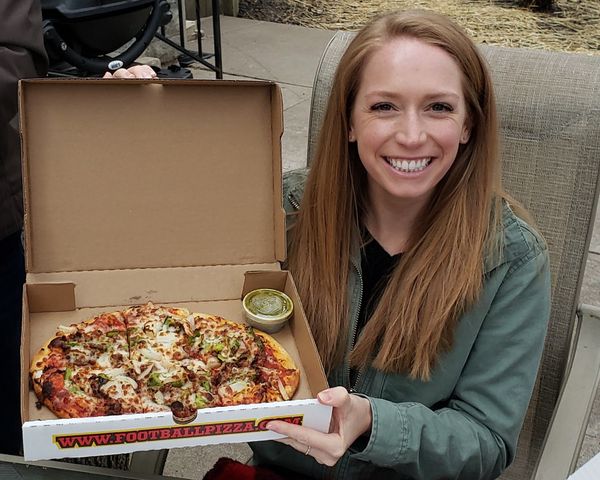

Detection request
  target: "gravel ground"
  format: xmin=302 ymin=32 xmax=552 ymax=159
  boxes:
xmin=238 ymin=0 xmax=600 ymax=54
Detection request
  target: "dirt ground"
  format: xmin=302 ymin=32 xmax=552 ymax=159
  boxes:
xmin=238 ymin=0 xmax=599 ymax=55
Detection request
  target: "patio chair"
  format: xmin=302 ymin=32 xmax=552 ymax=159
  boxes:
xmin=307 ymin=31 xmax=600 ymax=479
xmin=129 ymin=32 xmax=600 ymax=480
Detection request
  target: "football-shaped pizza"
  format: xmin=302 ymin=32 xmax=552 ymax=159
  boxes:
xmin=30 ymin=302 xmax=300 ymax=420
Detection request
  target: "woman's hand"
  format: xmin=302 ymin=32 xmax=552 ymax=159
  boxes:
xmin=102 ymin=65 xmax=157 ymax=79
xmin=267 ymin=386 xmax=372 ymax=466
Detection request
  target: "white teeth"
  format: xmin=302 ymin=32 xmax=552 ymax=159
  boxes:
xmin=387 ymin=157 xmax=431 ymax=173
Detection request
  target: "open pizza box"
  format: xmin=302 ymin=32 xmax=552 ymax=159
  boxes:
xmin=19 ymin=79 xmax=332 ymax=461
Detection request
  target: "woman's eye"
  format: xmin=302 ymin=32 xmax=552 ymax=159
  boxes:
xmin=431 ymin=103 xmax=453 ymax=112
xmin=371 ymin=103 xmax=394 ymax=112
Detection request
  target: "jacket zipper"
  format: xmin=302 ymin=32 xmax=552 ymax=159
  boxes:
xmin=331 ymin=262 xmax=365 ymax=480
xmin=347 ymin=261 xmax=364 ymax=393
xmin=289 ymin=189 xmax=366 ymax=390
xmin=287 ymin=192 xmax=301 ymax=210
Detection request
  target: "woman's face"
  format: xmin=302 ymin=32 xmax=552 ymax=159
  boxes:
xmin=350 ymin=37 xmax=470 ymax=210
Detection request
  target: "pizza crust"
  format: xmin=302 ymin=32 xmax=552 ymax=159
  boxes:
xmin=255 ymin=330 xmax=300 ymax=398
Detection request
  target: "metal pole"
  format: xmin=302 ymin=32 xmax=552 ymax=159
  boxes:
xmin=212 ymin=0 xmax=223 ymax=78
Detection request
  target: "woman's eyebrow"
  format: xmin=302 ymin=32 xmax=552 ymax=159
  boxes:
xmin=363 ymin=90 xmax=461 ymax=101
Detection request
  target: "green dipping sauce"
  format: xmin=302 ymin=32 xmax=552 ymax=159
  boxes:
xmin=243 ymin=289 xmax=293 ymax=333
xmin=243 ymin=289 xmax=293 ymax=322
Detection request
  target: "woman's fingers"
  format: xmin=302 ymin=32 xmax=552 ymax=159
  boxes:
xmin=267 ymin=420 xmax=345 ymax=466
xmin=265 ymin=388 xmax=371 ymax=467
xmin=317 ymin=386 xmax=351 ymax=407
xmin=272 ymin=434 xmax=340 ymax=467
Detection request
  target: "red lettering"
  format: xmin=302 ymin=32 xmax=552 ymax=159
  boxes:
xmin=204 ymin=425 xmax=216 ymax=435
xmin=54 ymin=416 xmax=285 ymax=450
xmin=257 ymin=419 xmax=270 ymax=430
xmin=73 ymin=435 xmax=95 ymax=447
xmin=232 ymin=423 xmax=244 ymax=433
xmin=55 ymin=435 xmax=78 ymax=448
xmin=91 ymin=434 xmax=113 ymax=445
xmin=281 ymin=416 xmax=303 ymax=426
xmin=55 ymin=433 xmax=112 ymax=449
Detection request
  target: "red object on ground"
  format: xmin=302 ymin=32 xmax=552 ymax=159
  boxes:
xmin=203 ymin=457 xmax=287 ymax=480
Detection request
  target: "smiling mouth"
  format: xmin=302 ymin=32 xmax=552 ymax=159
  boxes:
xmin=385 ymin=157 xmax=432 ymax=173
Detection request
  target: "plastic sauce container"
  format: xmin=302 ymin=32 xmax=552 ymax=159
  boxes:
xmin=242 ymin=288 xmax=294 ymax=333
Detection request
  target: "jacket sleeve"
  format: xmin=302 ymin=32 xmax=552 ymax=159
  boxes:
xmin=0 ymin=0 xmax=47 ymax=237
xmin=351 ymin=244 xmax=551 ymax=479
xmin=0 ymin=0 xmax=47 ymax=125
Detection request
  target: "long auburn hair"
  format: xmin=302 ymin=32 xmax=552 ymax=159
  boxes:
xmin=288 ymin=10 xmax=506 ymax=380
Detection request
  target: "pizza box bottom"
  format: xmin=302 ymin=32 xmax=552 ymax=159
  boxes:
xmin=21 ymin=270 xmax=332 ymax=461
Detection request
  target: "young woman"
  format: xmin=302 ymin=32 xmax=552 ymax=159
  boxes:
xmin=251 ymin=10 xmax=551 ymax=480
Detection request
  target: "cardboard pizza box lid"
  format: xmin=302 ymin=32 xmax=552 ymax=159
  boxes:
xmin=19 ymin=79 xmax=286 ymax=274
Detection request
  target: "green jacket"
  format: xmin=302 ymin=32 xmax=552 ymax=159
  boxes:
xmin=251 ymin=169 xmax=551 ymax=480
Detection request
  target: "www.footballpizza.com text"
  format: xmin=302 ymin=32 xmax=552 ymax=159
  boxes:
xmin=53 ymin=415 xmax=304 ymax=449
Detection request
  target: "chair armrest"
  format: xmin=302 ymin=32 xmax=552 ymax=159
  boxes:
xmin=533 ymin=304 xmax=600 ymax=480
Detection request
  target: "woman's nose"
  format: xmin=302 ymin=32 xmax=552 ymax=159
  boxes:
xmin=394 ymin=113 xmax=426 ymax=147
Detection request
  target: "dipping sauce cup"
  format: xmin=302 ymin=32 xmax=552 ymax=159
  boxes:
xmin=242 ymin=288 xmax=294 ymax=333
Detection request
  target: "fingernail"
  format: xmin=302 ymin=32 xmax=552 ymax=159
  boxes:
xmin=318 ymin=391 xmax=331 ymax=403
xmin=266 ymin=422 xmax=276 ymax=431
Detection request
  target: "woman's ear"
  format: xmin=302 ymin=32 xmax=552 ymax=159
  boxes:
xmin=349 ymin=127 xmax=356 ymax=142
xmin=460 ymin=126 xmax=470 ymax=144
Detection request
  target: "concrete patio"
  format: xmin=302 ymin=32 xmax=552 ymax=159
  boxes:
xmin=159 ymin=14 xmax=600 ymax=479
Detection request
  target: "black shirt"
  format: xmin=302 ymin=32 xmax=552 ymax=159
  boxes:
xmin=349 ymin=233 xmax=401 ymax=387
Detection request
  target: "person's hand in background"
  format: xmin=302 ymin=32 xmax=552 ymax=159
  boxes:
xmin=103 ymin=64 xmax=157 ymax=79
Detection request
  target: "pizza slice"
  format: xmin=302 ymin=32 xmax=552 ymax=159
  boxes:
xmin=30 ymin=309 xmax=146 ymax=418
xmin=253 ymin=330 xmax=300 ymax=402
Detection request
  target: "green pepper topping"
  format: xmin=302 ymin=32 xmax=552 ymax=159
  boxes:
xmin=148 ymin=372 xmax=162 ymax=387
xmin=202 ymin=380 xmax=211 ymax=391
xmin=68 ymin=384 xmax=83 ymax=395
xmin=188 ymin=331 xmax=201 ymax=345
xmin=245 ymin=326 xmax=264 ymax=350
xmin=163 ymin=316 xmax=173 ymax=328
xmin=195 ymin=396 xmax=207 ymax=408
xmin=217 ymin=352 xmax=228 ymax=362
xmin=170 ymin=380 xmax=184 ymax=388
xmin=106 ymin=331 xmax=120 ymax=337
xmin=213 ymin=342 xmax=225 ymax=353
xmin=64 ymin=367 xmax=73 ymax=381
xmin=255 ymin=335 xmax=264 ymax=351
